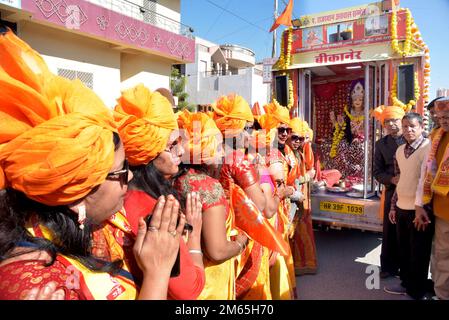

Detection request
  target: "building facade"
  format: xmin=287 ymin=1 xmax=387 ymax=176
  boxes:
xmin=183 ymin=37 xmax=270 ymax=108
xmin=0 ymin=0 xmax=194 ymax=108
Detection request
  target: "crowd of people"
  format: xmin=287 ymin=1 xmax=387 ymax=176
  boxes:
xmin=0 ymin=30 xmax=318 ymax=300
xmin=1 ymin=28 xmax=448 ymax=301
xmin=373 ymin=99 xmax=449 ymax=300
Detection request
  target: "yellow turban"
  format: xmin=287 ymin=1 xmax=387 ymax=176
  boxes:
xmin=0 ymin=30 xmax=117 ymax=206
xmin=114 ymin=84 xmax=178 ymax=166
xmin=212 ymin=94 xmax=253 ymax=135
xmin=177 ymin=110 xmax=222 ymax=164
xmin=259 ymin=100 xmax=291 ymax=131
xmin=290 ymin=118 xmax=310 ymax=137
xmin=372 ymin=105 xmax=405 ymax=124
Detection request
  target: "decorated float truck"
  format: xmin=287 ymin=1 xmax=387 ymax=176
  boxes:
xmin=272 ymin=1 xmax=430 ymax=232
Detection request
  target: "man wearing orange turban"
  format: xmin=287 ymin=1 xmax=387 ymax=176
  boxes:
xmin=114 ymin=84 xmax=178 ymax=166
xmin=372 ymin=105 xmax=405 ymax=279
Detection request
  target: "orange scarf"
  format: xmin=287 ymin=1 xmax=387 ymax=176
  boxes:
xmin=422 ymin=128 xmax=449 ymax=203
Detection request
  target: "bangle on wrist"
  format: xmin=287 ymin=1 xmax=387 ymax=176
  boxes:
xmin=189 ymin=249 xmax=203 ymax=256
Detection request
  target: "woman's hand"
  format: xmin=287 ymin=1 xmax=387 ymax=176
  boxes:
xmin=133 ymin=195 xmax=185 ymax=276
xmin=185 ymin=192 xmax=202 ymax=237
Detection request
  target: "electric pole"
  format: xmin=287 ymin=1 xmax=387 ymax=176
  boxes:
xmin=272 ymin=0 xmax=278 ymax=58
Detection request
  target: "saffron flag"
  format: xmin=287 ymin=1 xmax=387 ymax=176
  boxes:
xmin=231 ymin=183 xmax=290 ymax=256
xmin=269 ymin=0 xmax=294 ymax=32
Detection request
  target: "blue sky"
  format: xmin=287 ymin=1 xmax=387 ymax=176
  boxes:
xmin=181 ymin=0 xmax=449 ymax=99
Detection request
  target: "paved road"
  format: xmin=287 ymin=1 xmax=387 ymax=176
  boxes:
xmin=295 ymin=227 xmax=411 ymax=300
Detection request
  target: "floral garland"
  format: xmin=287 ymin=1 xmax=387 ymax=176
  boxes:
xmin=391 ymin=70 xmax=420 ymax=112
xmin=330 ymin=121 xmax=346 ymax=159
xmin=343 ymin=105 xmax=364 ymax=122
xmin=278 ymin=27 xmax=293 ymax=70
xmin=391 ymin=8 xmax=412 ymax=57
xmin=287 ymin=76 xmax=294 ymax=109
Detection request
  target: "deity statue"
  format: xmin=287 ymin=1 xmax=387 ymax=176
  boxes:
xmin=322 ymin=79 xmax=366 ymax=183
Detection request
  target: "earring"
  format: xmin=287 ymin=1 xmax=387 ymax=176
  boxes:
xmin=78 ymin=205 xmax=86 ymax=230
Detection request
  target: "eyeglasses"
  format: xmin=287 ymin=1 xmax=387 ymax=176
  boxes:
xmin=277 ymin=127 xmax=292 ymax=135
xmin=291 ymin=135 xmax=305 ymax=142
xmin=106 ymin=159 xmax=129 ymax=185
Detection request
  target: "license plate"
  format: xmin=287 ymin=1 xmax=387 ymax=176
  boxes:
xmin=319 ymin=201 xmax=364 ymax=215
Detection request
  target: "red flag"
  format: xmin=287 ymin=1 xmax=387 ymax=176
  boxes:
xmin=269 ymin=0 xmax=294 ymax=32
xmin=231 ymin=183 xmax=290 ymax=256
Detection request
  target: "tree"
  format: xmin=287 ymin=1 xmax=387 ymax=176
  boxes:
xmin=170 ymin=67 xmax=195 ymax=112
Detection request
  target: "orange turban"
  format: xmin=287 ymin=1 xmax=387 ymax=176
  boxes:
xmin=0 ymin=30 xmax=117 ymax=205
xmin=258 ymin=100 xmax=290 ymax=131
xmin=114 ymin=84 xmax=178 ymax=166
xmin=177 ymin=110 xmax=222 ymax=164
xmin=372 ymin=105 xmax=405 ymax=124
xmin=435 ymin=98 xmax=449 ymax=112
xmin=212 ymin=94 xmax=253 ymax=135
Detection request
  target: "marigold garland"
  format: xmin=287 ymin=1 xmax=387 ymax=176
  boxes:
xmin=288 ymin=76 xmax=294 ymax=109
xmin=391 ymin=8 xmax=413 ymax=57
xmin=330 ymin=120 xmax=346 ymax=159
xmin=344 ymin=105 xmax=364 ymax=122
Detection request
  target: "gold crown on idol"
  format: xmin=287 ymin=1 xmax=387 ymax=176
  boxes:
xmin=351 ymin=82 xmax=364 ymax=100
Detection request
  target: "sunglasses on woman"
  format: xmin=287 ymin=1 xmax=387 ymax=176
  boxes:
xmin=106 ymin=159 xmax=129 ymax=185
xmin=291 ymin=135 xmax=305 ymax=142
xmin=277 ymin=127 xmax=292 ymax=135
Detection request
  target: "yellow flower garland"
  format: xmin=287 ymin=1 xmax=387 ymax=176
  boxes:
xmin=391 ymin=70 xmax=420 ymax=112
xmin=330 ymin=121 xmax=346 ymax=159
xmin=344 ymin=105 xmax=364 ymax=122
xmin=391 ymin=8 xmax=413 ymax=57
xmin=288 ymin=76 xmax=294 ymax=109
xmin=278 ymin=27 xmax=293 ymax=70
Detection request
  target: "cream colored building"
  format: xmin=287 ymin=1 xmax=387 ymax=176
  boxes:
xmin=0 ymin=0 xmax=194 ymax=108
xmin=183 ymin=37 xmax=270 ymax=108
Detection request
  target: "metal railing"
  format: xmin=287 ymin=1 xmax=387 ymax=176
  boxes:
xmin=87 ymin=0 xmax=194 ymax=38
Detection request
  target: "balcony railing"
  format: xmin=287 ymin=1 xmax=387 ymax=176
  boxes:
xmin=87 ymin=0 xmax=194 ymax=38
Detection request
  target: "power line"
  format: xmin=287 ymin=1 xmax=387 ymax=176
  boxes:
xmin=205 ymin=0 xmax=233 ymax=37
xmin=205 ymin=0 xmax=269 ymax=33
xmin=214 ymin=16 xmax=273 ymax=42
xmin=280 ymin=0 xmax=300 ymax=20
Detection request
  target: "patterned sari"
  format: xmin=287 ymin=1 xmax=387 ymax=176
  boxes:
xmin=290 ymin=147 xmax=318 ymax=275
xmin=0 ymin=214 xmax=137 ymax=300
xmin=175 ymin=168 xmax=236 ymax=300
xmin=267 ymin=145 xmax=298 ymax=300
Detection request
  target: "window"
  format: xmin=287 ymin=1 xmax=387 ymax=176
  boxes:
xmin=397 ymin=64 xmax=415 ymax=104
xmin=327 ymin=22 xmax=353 ymax=43
xmin=57 ymin=68 xmax=94 ymax=89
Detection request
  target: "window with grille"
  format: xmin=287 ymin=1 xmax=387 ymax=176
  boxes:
xmin=57 ymin=68 xmax=94 ymax=89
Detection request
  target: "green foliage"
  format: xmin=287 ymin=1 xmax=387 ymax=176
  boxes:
xmin=170 ymin=67 xmax=194 ymax=111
